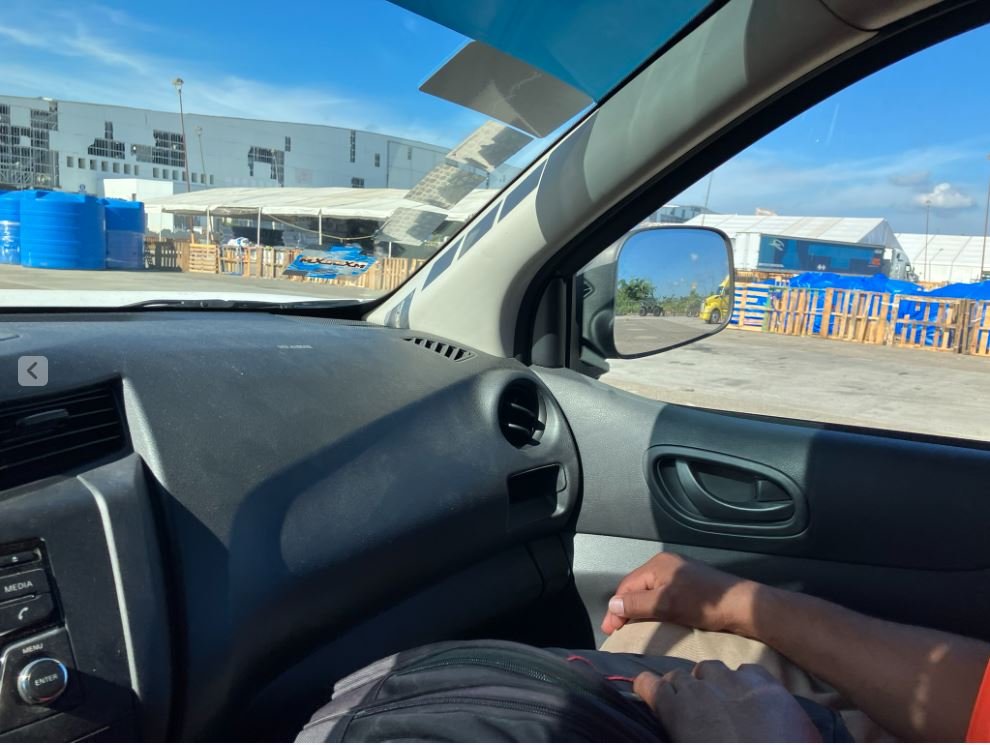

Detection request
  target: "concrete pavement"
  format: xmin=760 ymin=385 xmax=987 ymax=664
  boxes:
xmin=614 ymin=314 xmax=715 ymax=354
xmin=0 ymin=264 xmax=383 ymax=302
xmin=603 ymin=327 xmax=990 ymax=442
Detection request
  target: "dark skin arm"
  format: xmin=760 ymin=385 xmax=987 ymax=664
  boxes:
xmin=603 ymin=553 xmax=990 ymax=742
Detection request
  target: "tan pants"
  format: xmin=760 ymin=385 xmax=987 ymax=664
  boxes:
xmin=601 ymin=621 xmax=895 ymax=742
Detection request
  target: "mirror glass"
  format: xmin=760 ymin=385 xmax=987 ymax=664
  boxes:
xmin=614 ymin=227 xmax=732 ymax=356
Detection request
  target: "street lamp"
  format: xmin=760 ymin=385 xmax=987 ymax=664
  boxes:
xmin=922 ymin=198 xmax=931 ymax=283
xmin=172 ymin=78 xmax=192 ymax=195
xmin=195 ymin=125 xmax=209 ymax=240
xmin=194 ymin=125 xmax=207 ymax=185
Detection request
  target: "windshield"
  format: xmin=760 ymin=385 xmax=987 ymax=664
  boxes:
xmin=0 ymin=0 xmax=711 ymax=308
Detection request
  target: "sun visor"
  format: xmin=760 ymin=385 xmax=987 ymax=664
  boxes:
xmin=420 ymin=41 xmax=592 ymax=137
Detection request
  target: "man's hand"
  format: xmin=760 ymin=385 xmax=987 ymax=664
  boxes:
xmin=633 ymin=661 xmax=821 ymax=743
xmin=602 ymin=552 xmax=760 ymax=636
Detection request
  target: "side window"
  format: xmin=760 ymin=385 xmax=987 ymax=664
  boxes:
xmin=595 ymin=23 xmax=990 ymax=442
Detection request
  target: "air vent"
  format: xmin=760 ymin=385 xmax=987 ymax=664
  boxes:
xmin=0 ymin=384 xmax=126 ymax=492
xmin=404 ymin=337 xmax=476 ymax=362
xmin=498 ymin=380 xmax=546 ymax=448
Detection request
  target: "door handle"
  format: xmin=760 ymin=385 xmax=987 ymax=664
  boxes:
xmin=646 ymin=445 xmax=807 ymax=536
xmin=674 ymin=459 xmax=794 ymax=523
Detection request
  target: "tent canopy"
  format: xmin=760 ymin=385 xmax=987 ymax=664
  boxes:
xmin=685 ymin=214 xmax=900 ymax=249
xmin=142 ymin=186 xmax=499 ymax=222
xmin=895 ymin=232 xmax=990 ymax=283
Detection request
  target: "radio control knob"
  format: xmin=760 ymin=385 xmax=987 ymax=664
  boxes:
xmin=16 ymin=657 xmax=68 ymax=705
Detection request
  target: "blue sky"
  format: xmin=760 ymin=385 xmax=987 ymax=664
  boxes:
xmin=2 ymin=1 xmax=988 ymax=236
xmin=619 ymin=229 xmax=728 ymax=298
xmin=674 ymin=22 xmax=990 ymax=236
xmin=0 ymin=0 xmax=485 ymax=145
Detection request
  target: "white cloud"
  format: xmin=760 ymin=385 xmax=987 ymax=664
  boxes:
xmin=913 ymin=182 xmax=975 ymax=209
xmin=0 ymin=26 xmax=49 ymax=49
xmin=675 ymin=143 xmax=982 ymax=218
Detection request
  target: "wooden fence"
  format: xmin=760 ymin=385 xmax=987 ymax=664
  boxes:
xmin=142 ymin=238 xmax=423 ymax=293
xmin=729 ymin=282 xmax=990 ymax=356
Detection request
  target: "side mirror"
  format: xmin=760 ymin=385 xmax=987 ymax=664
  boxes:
xmin=579 ymin=226 xmax=734 ymax=366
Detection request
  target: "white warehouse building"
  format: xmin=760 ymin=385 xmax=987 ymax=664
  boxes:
xmin=684 ymin=214 xmax=914 ymax=279
xmin=0 ymin=94 xmax=513 ymax=198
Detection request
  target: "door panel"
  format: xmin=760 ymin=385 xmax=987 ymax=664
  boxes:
xmin=536 ymin=367 xmax=990 ymax=643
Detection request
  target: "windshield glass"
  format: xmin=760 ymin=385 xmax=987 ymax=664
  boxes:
xmin=0 ymin=0 xmax=710 ymax=308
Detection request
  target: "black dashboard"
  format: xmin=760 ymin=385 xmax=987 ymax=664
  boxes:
xmin=0 ymin=312 xmax=582 ymax=741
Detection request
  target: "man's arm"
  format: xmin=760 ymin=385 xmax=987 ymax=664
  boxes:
xmin=604 ymin=553 xmax=990 ymax=742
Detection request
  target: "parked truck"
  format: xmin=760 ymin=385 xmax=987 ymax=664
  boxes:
xmin=700 ymin=276 xmax=731 ymax=324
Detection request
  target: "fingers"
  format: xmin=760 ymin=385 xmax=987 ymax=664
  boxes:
xmin=692 ymin=659 xmax=730 ymax=680
xmin=608 ymin=587 xmax=666 ymax=621
xmin=662 ymin=667 xmax=693 ymax=694
xmin=600 ymin=610 xmax=626 ymax=635
xmin=601 ymin=577 xmax=657 ymax=633
xmin=633 ymin=671 xmax=663 ymax=712
xmin=633 ymin=670 xmax=681 ymax=715
xmin=601 ymin=552 xmax=683 ymax=632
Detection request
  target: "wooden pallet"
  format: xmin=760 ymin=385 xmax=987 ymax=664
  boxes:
xmin=187 ymin=243 xmax=218 ymax=274
xmin=736 ymin=282 xmax=988 ymax=356
xmin=965 ymin=300 xmax=990 ymax=356
xmin=729 ymin=284 xmax=773 ymax=331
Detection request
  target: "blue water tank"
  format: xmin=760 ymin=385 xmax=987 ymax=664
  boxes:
xmin=21 ymin=191 xmax=106 ymax=269
xmin=102 ymin=198 xmax=145 ymax=270
xmin=0 ymin=192 xmax=20 ymax=265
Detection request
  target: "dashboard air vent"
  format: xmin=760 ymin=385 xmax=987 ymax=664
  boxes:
xmin=498 ymin=380 xmax=546 ymax=448
xmin=404 ymin=337 xmax=475 ymax=362
xmin=0 ymin=383 xmax=126 ymax=492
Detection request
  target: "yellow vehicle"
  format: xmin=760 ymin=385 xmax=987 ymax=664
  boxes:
xmin=700 ymin=276 xmax=731 ymax=324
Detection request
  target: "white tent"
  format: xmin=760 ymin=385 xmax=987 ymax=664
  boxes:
xmin=684 ymin=214 xmax=909 ymax=274
xmin=895 ymin=233 xmax=990 ymax=284
xmin=142 ymin=186 xmax=499 ymax=222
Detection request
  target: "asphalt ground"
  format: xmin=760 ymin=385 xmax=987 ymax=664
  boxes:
xmin=603 ymin=326 xmax=990 ymax=443
xmin=613 ymin=315 xmax=716 ymax=354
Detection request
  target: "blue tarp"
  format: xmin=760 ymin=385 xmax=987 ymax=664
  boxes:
xmin=747 ymin=272 xmax=990 ymax=348
xmin=924 ymin=281 xmax=990 ymax=300
xmin=786 ymin=272 xmax=924 ymax=295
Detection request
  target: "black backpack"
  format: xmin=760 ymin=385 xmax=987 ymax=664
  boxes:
xmin=296 ymin=640 xmax=852 ymax=742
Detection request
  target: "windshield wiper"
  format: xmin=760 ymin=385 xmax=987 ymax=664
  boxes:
xmin=119 ymin=298 xmax=365 ymax=311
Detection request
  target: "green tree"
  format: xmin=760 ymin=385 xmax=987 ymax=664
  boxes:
xmin=616 ymin=277 xmax=656 ymax=315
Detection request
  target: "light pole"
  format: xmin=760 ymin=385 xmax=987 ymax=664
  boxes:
xmin=194 ymin=125 xmax=207 ymax=184
xmin=700 ymin=171 xmax=715 ymax=226
xmin=922 ymin=199 xmax=931 ymax=283
xmin=172 ymin=78 xmax=192 ymax=195
xmin=980 ymin=153 xmax=990 ymax=282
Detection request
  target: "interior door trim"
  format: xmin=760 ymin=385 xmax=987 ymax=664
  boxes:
xmin=646 ymin=445 xmax=808 ymax=537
